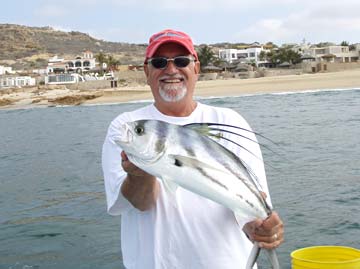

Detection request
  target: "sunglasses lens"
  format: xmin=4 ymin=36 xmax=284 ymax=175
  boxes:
xmin=174 ymin=57 xmax=191 ymax=68
xmin=149 ymin=56 xmax=193 ymax=69
xmin=151 ymin=58 xmax=167 ymax=69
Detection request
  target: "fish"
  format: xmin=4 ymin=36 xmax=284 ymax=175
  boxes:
xmin=113 ymin=119 xmax=280 ymax=269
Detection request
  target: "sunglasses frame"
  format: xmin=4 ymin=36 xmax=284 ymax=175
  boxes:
xmin=147 ymin=56 xmax=196 ymax=69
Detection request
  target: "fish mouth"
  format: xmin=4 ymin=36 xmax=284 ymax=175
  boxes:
xmin=113 ymin=123 xmax=133 ymax=145
xmin=113 ymin=123 xmax=161 ymax=163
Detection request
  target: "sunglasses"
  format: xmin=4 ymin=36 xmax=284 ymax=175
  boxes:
xmin=147 ymin=56 xmax=195 ymax=69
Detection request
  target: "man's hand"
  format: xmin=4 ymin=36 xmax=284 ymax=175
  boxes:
xmin=120 ymin=151 xmax=160 ymax=211
xmin=121 ymin=151 xmax=151 ymax=177
xmin=243 ymin=211 xmax=284 ymax=249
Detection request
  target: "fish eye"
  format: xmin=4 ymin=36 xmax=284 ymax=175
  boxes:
xmin=134 ymin=125 xmax=144 ymax=135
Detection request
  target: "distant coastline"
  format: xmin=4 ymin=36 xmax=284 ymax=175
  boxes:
xmin=1 ymin=68 xmax=360 ymax=110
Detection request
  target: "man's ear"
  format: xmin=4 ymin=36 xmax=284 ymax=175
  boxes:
xmin=194 ymin=61 xmax=201 ymax=74
xmin=144 ymin=64 xmax=149 ymax=77
xmin=144 ymin=64 xmax=150 ymax=84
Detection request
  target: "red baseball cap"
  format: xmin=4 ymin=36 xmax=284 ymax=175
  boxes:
xmin=145 ymin=29 xmax=198 ymax=62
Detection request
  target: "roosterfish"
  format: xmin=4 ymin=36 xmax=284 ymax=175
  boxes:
xmin=113 ymin=119 xmax=280 ymax=269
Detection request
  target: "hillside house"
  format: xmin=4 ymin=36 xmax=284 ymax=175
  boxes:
xmin=0 ymin=65 xmax=15 ymax=75
xmin=45 ymin=73 xmax=85 ymax=85
xmin=46 ymin=51 xmax=97 ymax=74
xmin=0 ymin=76 xmax=36 ymax=89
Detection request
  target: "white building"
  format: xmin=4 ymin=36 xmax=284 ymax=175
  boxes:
xmin=45 ymin=73 xmax=85 ymax=85
xmin=0 ymin=65 xmax=14 ymax=75
xmin=46 ymin=51 xmax=97 ymax=74
xmin=0 ymin=76 xmax=36 ymax=89
xmin=218 ymin=46 xmax=270 ymax=67
xmin=32 ymin=69 xmax=48 ymax=75
xmin=48 ymin=55 xmax=64 ymax=63
xmin=304 ymin=45 xmax=359 ymax=63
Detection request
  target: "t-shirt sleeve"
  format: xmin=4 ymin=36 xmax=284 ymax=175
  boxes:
xmin=102 ymin=117 xmax=133 ymax=215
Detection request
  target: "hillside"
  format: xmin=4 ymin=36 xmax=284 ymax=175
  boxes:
xmin=0 ymin=24 xmax=147 ymax=69
xmin=0 ymin=24 xmax=240 ymax=71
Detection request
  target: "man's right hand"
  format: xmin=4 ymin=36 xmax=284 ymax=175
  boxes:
xmin=121 ymin=151 xmax=152 ymax=177
xmin=120 ymin=151 xmax=160 ymax=211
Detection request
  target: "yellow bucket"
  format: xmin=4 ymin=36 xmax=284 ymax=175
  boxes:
xmin=291 ymin=246 xmax=360 ymax=269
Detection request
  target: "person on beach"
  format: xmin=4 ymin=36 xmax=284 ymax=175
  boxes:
xmin=102 ymin=29 xmax=284 ymax=269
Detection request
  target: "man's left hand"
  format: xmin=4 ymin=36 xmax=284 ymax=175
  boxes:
xmin=243 ymin=211 xmax=284 ymax=249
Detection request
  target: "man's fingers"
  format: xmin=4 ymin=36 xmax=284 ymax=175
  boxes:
xmin=243 ymin=218 xmax=263 ymax=241
xmin=252 ymin=211 xmax=284 ymax=249
xmin=121 ymin=151 xmax=138 ymax=174
xmin=258 ymin=236 xmax=284 ymax=249
xmin=121 ymin=151 xmax=128 ymax=161
xmin=120 ymin=152 xmax=151 ymax=177
xmin=260 ymin=212 xmax=283 ymax=233
xmin=253 ymin=229 xmax=284 ymax=243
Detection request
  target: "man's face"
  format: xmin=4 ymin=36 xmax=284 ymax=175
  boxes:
xmin=144 ymin=43 xmax=200 ymax=107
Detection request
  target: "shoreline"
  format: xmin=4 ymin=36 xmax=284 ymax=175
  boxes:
xmin=1 ymin=69 xmax=360 ymax=110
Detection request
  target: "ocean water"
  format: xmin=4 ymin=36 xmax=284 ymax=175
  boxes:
xmin=0 ymin=89 xmax=359 ymax=269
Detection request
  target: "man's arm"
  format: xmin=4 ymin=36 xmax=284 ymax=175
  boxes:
xmin=120 ymin=151 xmax=160 ymax=211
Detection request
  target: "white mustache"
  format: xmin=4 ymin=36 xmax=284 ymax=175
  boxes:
xmin=159 ymin=75 xmax=184 ymax=81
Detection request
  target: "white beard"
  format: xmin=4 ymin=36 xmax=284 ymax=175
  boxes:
xmin=159 ymin=83 xmax=187 ymax=102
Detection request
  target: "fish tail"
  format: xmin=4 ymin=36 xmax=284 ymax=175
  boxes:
xmin=265 ymin=248 xmax=280 ymax=269
xmin=245 ymin=243 xmax=280 ymax=269
xmin=245 ymin=242 xmax=260 ymax=269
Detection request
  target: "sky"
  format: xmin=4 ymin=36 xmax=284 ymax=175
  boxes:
xmin=1 ymin=0 xmax=360 ymax=46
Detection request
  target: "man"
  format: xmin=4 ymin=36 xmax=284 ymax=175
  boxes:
xmin=102 ymin=29 xmax=284 ymax=269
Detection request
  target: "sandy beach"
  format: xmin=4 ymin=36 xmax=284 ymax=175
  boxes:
xmin=1 ymin=69 xmax=360 ymax=110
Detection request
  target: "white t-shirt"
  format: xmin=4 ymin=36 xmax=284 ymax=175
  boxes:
xmin=102 ymin=102 xmax=270 ymax=269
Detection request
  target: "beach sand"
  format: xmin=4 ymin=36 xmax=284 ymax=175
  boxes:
xmin=84 ymin=69 xmax=360 ymax=105
xmin=1 ymin=69 xmax=360 ymax=109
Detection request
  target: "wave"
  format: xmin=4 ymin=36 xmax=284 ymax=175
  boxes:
xmin=2 ymin=88 xmax=359 ymax=111
xmin=269 ymin=87 xmax=360 ymax=96
xmin=195 ymin=87 xmax=360 ymax=101
xmin=82 ymin=98 xmax=153 ymax=107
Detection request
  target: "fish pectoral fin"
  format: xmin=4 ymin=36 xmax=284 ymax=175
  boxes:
xmin=169 ymin=154 xmax=228 ymax=174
